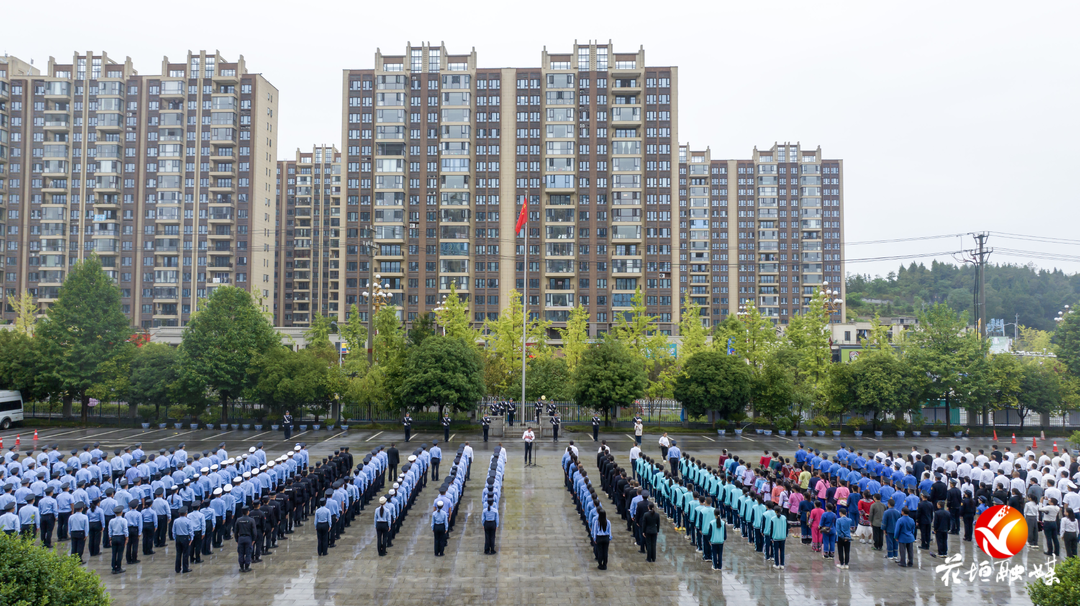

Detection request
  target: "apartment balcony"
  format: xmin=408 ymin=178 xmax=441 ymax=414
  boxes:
xmin=43 ymin=116 xmax=71 ymax=131
xmin=95 ymin=176 xmax=122 ymax=192
xmin=212 ymin=70 xmax=240 ymax=85
xmin=210 ymin=147 xmax=234 ymax=160
xmin=207 ymin=230 xmax=233 ymax=239
xmin=43 ymin=82 xmax=71 ymax=98
xmin=96 ymin=113 xmax=123 ymax=132
xmin=159 ymin=82 xmax=185 ymax=98
xmin=42 ymin=179 xmax=68 ymax=193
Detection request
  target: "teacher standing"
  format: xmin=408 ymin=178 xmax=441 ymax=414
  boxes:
xmin=283 ymin=411 xmax=294 ymax=440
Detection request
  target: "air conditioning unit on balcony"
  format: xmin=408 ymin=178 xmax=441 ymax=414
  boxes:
xmin=659 ymin=273 xmax=666 ymax=278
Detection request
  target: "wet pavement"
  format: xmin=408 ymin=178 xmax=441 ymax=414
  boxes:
xmin=5 ymin=424 xmax=1052 ymax=605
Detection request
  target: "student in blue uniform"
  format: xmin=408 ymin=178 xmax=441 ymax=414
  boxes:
xmin=374 ymin=496 xmax=392 ymax=556
xmin=108 ymin=506 xmax=129 ymax=574
xmin=835 ymin=506 xmax=853 ymax=569
xmin=171 ymin=506 xmax=193 ymax=573
xmin=481 ymin=498 xmax=499 ymax=554
xmin=68 ymin=502 xmax=90 ymax=563
xmin=432 ymin=500 xmax=449 ymax=556
xmin=894 ymin=507 xmax=917 ymax=567
xmin=591 ymin=509 xmax=612 ymax=570
xmin=86 ymin=498 xmax=104 ymax=557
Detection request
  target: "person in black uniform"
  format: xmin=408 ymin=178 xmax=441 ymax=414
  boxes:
xmin=932 ymin=500 xmax=952 ymax=558
xmin=534 ymin=400 xmax=542 ymax=425
xmin=249 ymin=500 xmax=264 ymax=563
xmin=387 ymin=443 xmax=400 ymax=479
xmin=551 ymin=412 xmax=561 ymax=443
xmin=506 ymin=400 xmax=515 ymax=427
xmin=481 ymin=414 xmax=491 ymax=442
xmin=442 ymin=414 xmax=451 ymax=443
xmin=592 ymin=414 xmax=601 ymax=442
xmin=283 ymin=411 xmax=294 ymax=441
xmin=403 ymin=413 xmax=413 ymax=443
xmin=234 ymin=508 xmax=256 ymax=572
xmin=642 ymin=502 xmax=661 ymax=562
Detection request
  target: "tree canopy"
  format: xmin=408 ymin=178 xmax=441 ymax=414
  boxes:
xmin=571 ymin=338 xmax=647 ymax=424
xmin=673 ymin=350 xmax=752 ymax=420
xmin=393 ymin=335 xmax=485 ymax=417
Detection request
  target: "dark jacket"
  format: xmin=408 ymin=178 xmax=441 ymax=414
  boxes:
xmin=917 ymin=500 xmax=935 ymax=525
xmin=642 ymin=511 xmax=661 ymax=535
xmin=387 ymin=447 xmax=400 ymax=467
xmin=234 ymin=515 xmax=256 ymax=539
xmin=932 ymin=508 xmax=951 ymax=533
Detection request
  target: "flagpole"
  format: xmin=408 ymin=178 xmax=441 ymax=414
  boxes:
xmin=521 ymin=193 xmax=528 ymax=418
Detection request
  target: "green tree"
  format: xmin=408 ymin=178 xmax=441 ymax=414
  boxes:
xmin=852 ymin=349 xmax=919 ymax=429
xmin=372 ymin=305 xmax=406 ymax=368
xmin=37 ymin=255 xmax=132 ymax=422
xmin=482 ymin=289 xmax=549 ymax=396
xmin=786 ymin=288 xmax=833 ymax=414
xmin=987 ymin=353 xmax=1025 ymax=418
xmin=613 ymin=287 xmax=672 ymax=412
xmin=393 ymin=335 xmax=485 ymax=417
xmin=176 ymin=286 xmax=279 ymax=423
xmin=904 ymin=303 xmax=990 ymax=430
xmin=7 ymin=291 xmax=37 ymax=336
xmin=344 ymin=364 xmax=390 ymax=418
xmin=127 ymin=343 xmax=180 ymax=421
xmin=1054 ymin=303 xmax=1080 ymax=378
xmin=751 ymin=349 xmax=797 ymax=423
xmin=435 ymin=282 xmax=474 ymax=342
xmin=338 ymin=304 xmax=369 ymax=365
xmin=407 ymin=313 xmax=435 ymax=347
xmin=572 ymin=338 xmax=647 ymax=425
xmin=678 ymin=296 xmax=710 ymax=361
xmin=248 ymin=347 xmax=332 ymax=421
xmin=1014 ymin=360 xmax=1064 ymax=427
xmin=509 ymin=355 xmax=572 ymax=402
xmin=558 ymin=305 xmax=590 ymax=376
xmin=0 ymin=532 xmax=109 ymax=606
xmin=673 ymin=350 xmax=752 ymax=421
xmin=1027 ymin=550 xmax=1080 ymax=606
xmin=0 ymin=330 xmax=50 ymax=403
xmin=714 ymin=301 xmax=779 ymax=369
xmin=1016 ymin=325 xmax=1054 ymax=354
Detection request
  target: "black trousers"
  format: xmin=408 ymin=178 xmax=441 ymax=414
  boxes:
xmin=434 ymin=525 xmax=446 ymax=556
xmin=669 ymin=459 xmax=680 ymax=479
xmin=175 ymin=536 xmax=190 ymax=572
xmin=102 ymin=515 xmax=113 ymax=548
xmin=191 ymin=531 xmax=203 ymax=562
xmin=508 ymin=412 xmax=514 ymax=426
xmin=111 ymin=536 xmax=126 ymax=572
xmin=949 ymin=508 xmax=961 ymax=533
xmin=389 ymin=464 xmax=398 ymax=480
xmin=204 ymin=526 xmax=214 ymax=555
xmin=431 ymin=459 xmax=441 ymax=481
xmin=237 ymin=536 xmax=253 ymax=569
xmin=552 ymin=427 xmax=559 ymax=442
xmin=936 ymin=531 xmax=949 ymax=556
xmin=483 ymin=520 xmax=497 ymax=554
xmin=483 ymin=427 xmax=489 ymax=442
xmin=444 ymin=427 xmax=450 ymax=442
xmin=964 ymin=515 xmax=975 ymax=541
xmin=593 ymin=426 xmax=599 ymax=441
xmin=126 ymin=528 xmax=139 ymax=563
xmin=88 ymin=522 xmax=102 ymax=557
xmin=872 ymin=526 xmax=884 ymax=549
xmin=156 ymin=515 xmax=168 ymax=546
xmin=919 ymin=523 xmax=932 ymax=549
xmin=596 ymin=535 xmax=609 ymax=568
xmin=524 ymin=443 xmax=533 ymax=464
xmin=214 ymin=517 xmax=225 ymax=547
xmin=70 ymin=530 xmax=86 ymax=560
xmin=57 ymin=512 xmax=70 ymax=541
xmin=645 ymin=532 xmax=658 ymax=561
xmin=404 ymin=428 xmax=411 ymax=442
xmin=837 ymin=538 xmax=851 ymax=565
xmin=143 ymin=523 xmax=155 ymax=554
xmin=40 ymin=513 xmax=55 ymax=548
xmin=376 ymin=521 xmax=389 ymax=555
xmin=316 ymin=522 xmax=330 ymax=555
xmin=284 ymin=424 xmax=292 ymax=440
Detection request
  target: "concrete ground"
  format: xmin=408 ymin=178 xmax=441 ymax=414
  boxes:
xmin=3 ymin=424 xmax=1051 ymax=606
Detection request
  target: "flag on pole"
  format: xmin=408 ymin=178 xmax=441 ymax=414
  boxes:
xmin=515 ymin=196 xmax=528 ymax=233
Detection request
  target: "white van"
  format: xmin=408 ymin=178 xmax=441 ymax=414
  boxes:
xmin=0 ymin=391 xmax=24 ymax=429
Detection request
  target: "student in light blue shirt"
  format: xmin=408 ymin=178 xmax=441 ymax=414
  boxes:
xmin=86 ymin=499 xmax=104 ymax=557
xmin=68 ymin=502 xmax=90 ymax=562
xmin=481 ymin=499 xmax=499 ymax=555
xmin=590 ymin=509 xmax=612 ymax=570
xmin=18 ymin=494 xmax=39 ymax=539
xmin=431 ymin=500 xmax=450 ymax=556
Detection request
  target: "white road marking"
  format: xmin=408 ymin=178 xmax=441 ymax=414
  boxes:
xmin=701 ymin=435 xmax=716 ymax=442
xmin=324 ymin=431 xmax=346 ymax=441
xmin=740 ymin=435 xmax=756 ymax=442
xmin=366 ymin=431 xmax=384 ymax=442
xmin=626 ymin=434 xmax=636 ymax=441
xmin=449 ymin=434 xmax=456 ymax=442
xmin=244 ymin=431 xmax=272 ymax=441
xmin=290 ymin=430 xmax=310 ymax=440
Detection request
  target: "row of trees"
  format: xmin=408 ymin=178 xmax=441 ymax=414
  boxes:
xmin=2 ymin=254 xmax=1078 ymax=427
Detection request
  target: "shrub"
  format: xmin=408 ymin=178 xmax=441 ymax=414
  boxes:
xmin=1027 ymin=555 xmax=1080 ymax=606
xmin=0 ymin=533 xmax=109 ymax=606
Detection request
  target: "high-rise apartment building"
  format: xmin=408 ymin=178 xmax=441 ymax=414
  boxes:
xmin=0 ymin=51 xmax=278 ymax=327
xmin=677 ymin=142 xmax=845 ymax=325
xmin=274 ymin=145 xmax=343 ymax=326
xmin=341 ymin=42 xmax=680 ymax=337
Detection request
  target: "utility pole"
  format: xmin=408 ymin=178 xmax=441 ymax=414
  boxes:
xmin=961 ymin=232 xmax=992 ymax=339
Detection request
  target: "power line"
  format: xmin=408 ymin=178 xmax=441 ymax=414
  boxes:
xmin=991 ymin=231 xmax=1080 ymax=245
xmin=843 ymin=233 xmax=965 ymax=246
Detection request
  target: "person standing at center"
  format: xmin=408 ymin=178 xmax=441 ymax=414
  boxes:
xmin=283 ymin=411 xmax=294 ymax=441
xmin=234 ymin=508 xmax=256 ymax=572
xmin=895 ymin=507 xmax=917 ymax=567
xmin=592 ymin=414 xmax=601 ymax=442
xmin=634 ymin=418 xmax=643 ymax=446
xmin=551 ymin=412 xmax=561 ymax=443
xmin=642 ymin=502 xmax=661 ymax=562
xmin=402 ymin=412 xmax=413 ymax=443
xmin=442 ymin=413 xmax=452 ymax=443
xmin=666 ymin=440 xmax=681 ymax=480
xmin=522 ymin=427 xmax=535 ymax=466
xmin=432 ymin=500 xmax=449 ymax=556
xmin=591 ymin=509 xmax=612 ymax=570
xmin=430 ymin=441 xmax=442 ymax=481
xmin=481 ymin=498 xmax=499 ymax=555
xmin=659 ymin=433 xmax=670 ymax=459
xmin=108 ymin=506 xmax=128 ymax=574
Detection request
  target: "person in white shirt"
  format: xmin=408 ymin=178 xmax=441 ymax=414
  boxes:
xmin=1044 ymin=479 xmax=1063 ymax=506
xmin=1010 ymin=473 xmax=1026 ymax=494
xmin=950 ymin=447 xmax=964 ymax=463
xmin=1062 ymin=488 xmax=1080 ymax=512
xmin=567 ymin=441 xmax=579 ymax=458
xmin=658 ymin=434 xmax=671 ymax=459
xmin=629 ymin=444 xmax=641 ymax=479
xmin=522 ymin=428 xmax=536 ymax=467
xmin=957 ymin=461 xmax=973 ymax=481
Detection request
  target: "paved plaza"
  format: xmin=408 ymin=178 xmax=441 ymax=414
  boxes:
xmin=3 ymin=424 xmax=1054 ymax=606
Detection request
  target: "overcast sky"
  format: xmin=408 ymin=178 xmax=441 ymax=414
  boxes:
xmin=7 ymin=0 xmax=1079 ymax=278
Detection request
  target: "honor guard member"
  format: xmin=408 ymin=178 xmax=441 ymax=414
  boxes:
xmin=592 ymin=414 xmax=601 ymax=442
xmin=534 ymin=400 xmax=543 ymax=425
xmin=507 ymin=400 xmax=516 ymax=427
xmin=442 ymin=414 xmax=452 ymax=443
xmin=402 ymin=412 xmax=413 ymax=443
xmin=283 ymin=410 xmax=294 ymax=441
xmin=481 ymin=414 xmax=491 ymax=443
xmin=551 ymin=412 xmax=561 ymax=443
xmin=109 ymin=506 xmax=128 ymax=574
xmin=68 ymin=502 xmax=89 ymax=563
xmin=430 ymin=442 xmax=443 ymax=481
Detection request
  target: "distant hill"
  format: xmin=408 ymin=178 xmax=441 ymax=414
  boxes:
xmin=845 ymin=261 xmax=1080 ymax=331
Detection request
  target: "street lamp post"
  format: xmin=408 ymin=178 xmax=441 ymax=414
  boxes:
xmin=821 ymin=281 xmax=845 ymax=319
xmin=362 ymin=272 xmax=390 ymax=365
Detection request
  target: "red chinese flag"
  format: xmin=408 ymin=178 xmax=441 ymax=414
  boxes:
xmin=515 ymin=197 xmax=528 ymax=233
